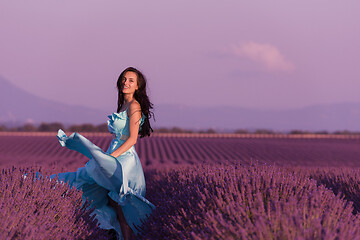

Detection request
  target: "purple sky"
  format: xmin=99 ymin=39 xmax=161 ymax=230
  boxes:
xmin=1 ymin=1 xmax=359 ymax=112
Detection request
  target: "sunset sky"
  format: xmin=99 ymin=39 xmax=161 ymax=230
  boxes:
xmin=1 ymin=1 xmax=359 ymax=113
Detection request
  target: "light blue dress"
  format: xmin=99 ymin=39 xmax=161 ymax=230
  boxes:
xmin=50 ymin=107 xmax=155 ymax=239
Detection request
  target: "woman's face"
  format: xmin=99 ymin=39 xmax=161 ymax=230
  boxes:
xmin=122 ymin=71 xmax=139 ymax=94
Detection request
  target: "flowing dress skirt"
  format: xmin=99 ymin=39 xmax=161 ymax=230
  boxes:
xmin=50 ymin=130 xmax=155 ymax=239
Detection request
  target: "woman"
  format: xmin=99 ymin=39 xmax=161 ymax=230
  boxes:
xmin=52 ymin=67 xmax=155 ymax=240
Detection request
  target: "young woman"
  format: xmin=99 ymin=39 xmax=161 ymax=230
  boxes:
xmin=52 ymin=67 xmax=155 ymax=240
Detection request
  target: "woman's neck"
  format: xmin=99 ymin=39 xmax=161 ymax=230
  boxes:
xmin=123 ymin=94 xmax=134 ymax=104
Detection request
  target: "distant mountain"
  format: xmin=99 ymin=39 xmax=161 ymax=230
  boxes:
xmin=151 ymin=104 xmax=360 ymax=132
xmin=1 ymin=76 xmax=360 ymax=131
xmin=0 ymin=76 xmax=107 ymax=126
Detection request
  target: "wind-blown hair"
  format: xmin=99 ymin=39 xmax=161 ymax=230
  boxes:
xmin=116 ymin=67 xmax=154 ymax=138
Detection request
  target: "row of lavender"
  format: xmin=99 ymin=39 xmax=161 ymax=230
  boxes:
xmin=1 ymin=134 xmax=360 ymax=169
xmin=1 ymin=134 xmax=360 ymax=239
xmin=2 ymin=163 xmax=360 ymax=239
xmin=0 ymin=167 xmax=111 ymax=239
xmin=140 ymin=163 xmax=360 ymax=239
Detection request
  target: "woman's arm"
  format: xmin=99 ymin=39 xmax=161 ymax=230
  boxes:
xmin=110 ymin=101 xmax=142 ymax=158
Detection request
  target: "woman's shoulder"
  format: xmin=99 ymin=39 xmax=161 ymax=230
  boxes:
xmin=129 ymin=100 xmax=141 ymax=110
xmin=127 ymin=100 xmax=142 ymax=117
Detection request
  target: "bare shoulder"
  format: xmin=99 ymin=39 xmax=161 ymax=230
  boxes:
xmin=129 ymin=100 xmax=141 ymax=111
xmin=127 ymin=100 xmax=141 ymax=118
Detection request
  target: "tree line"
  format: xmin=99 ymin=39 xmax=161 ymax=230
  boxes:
xmin=0 ymin=123 xmax=359 ymax=135
xmin=0 ymin=123 xmax=108 ymax=132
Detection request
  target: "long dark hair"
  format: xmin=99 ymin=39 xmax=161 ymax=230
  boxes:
xmin=117 ymin=67 xmax=154 ymax=138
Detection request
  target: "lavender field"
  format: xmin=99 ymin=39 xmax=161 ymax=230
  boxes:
xmin=1 ymin=132 xmax=360 ymax=239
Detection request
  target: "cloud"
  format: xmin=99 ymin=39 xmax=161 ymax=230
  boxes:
xmin=231 ymin=42 xmax=294 ymax=72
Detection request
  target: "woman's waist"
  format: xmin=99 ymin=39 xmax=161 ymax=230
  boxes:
xmin=107 ymin=135 xmax=136 ymax=154
xmin=111 ymin=133 xmax=130 ymax=141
